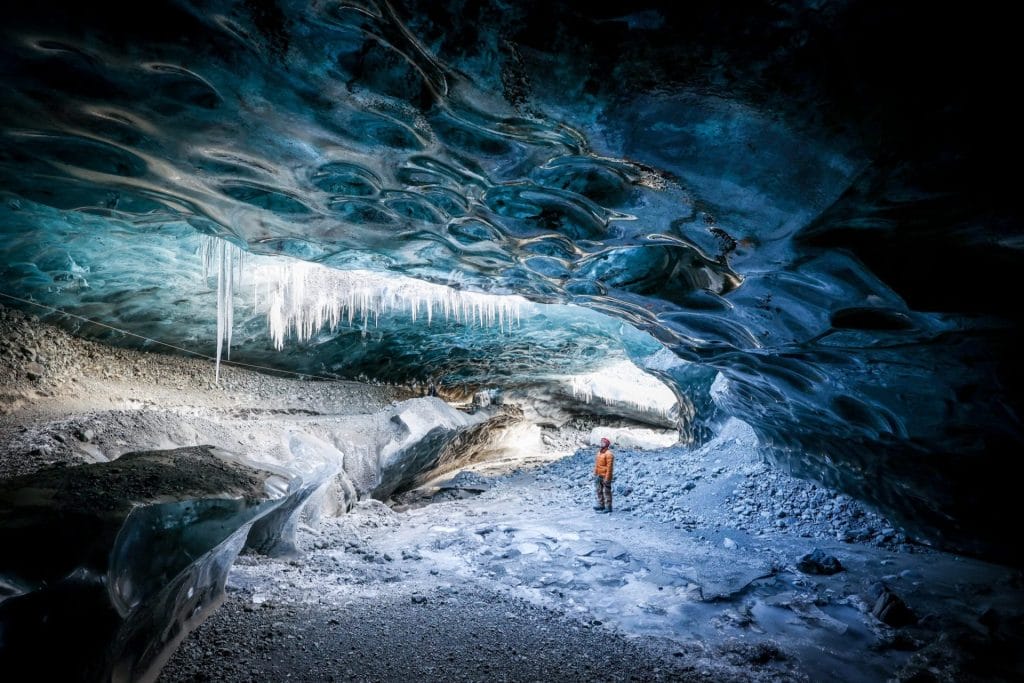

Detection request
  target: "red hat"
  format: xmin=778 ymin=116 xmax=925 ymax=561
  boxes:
xmin=600 ymin=437 xmax=611 ymax=447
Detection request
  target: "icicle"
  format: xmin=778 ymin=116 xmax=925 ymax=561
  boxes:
xmin=214 ymin=240 xmax=224 ymax=381
xmin=198 ymin=236 xmax=249 ymax=382
xmin=249 ymin=257 xmax=528 ymax=347
xmin=200 ymin=236 xmax=531 ymax=371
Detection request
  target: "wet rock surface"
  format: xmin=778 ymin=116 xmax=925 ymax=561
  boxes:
xmin=868 ymin=583 xmax=916 ymax=628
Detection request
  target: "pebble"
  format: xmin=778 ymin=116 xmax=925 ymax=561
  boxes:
xmin=25 ymin=362 xmax=45 ymax=380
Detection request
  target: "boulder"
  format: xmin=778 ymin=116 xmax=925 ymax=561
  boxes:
xmin=24 ymin=361 xmax=44 ymax=381
xmin=796 ymin=549 xmax=844 ymax=575
xmin=869 ymin=582 xmax=917 ymax=627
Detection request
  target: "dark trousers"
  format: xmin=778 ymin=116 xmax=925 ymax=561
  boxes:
xmin=595 ymin=476 xmax=612 ymax=509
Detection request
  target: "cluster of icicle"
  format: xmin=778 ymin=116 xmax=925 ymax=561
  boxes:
xmin=255 ymin=259 xmax=524 ymax=350
xmin=568 ymin=360 xmax=678 ymax=418
xmin=201 ymin=237 xmax=525 ymax=381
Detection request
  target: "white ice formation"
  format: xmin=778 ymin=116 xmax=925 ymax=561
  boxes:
xmin=567 ymin=359 xmax=678 ymax=419
xmin=199 ymin=237 xmax=244 ymax=380
xmin=201 ymin=237 xmax=528 ymax=380
xmin=586 ymin=426 xmax=680 ymax=450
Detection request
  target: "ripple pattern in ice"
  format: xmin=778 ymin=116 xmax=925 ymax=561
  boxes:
xmin=1 ymin=0 xmax=1021 ymax=561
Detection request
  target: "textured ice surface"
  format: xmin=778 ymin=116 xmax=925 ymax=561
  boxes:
xmin=567 ymin=359 xmax=678 ymax=419
xmin=243 ymin=433 xmax=341 ymax=558
xmin=0 ymin=0 xmax=1020 ymax=560
xmin=586 ymin=426 xmax=679 ymax=450
xmin=0 ymin=199 xmax=666 ymax=390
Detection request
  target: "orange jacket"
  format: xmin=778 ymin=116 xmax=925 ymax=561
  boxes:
xmin=594 ymin=448 xmax=614 ymax=480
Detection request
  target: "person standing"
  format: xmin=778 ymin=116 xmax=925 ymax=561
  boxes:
xmin=593 ymin=437 xmax=614 ymax=513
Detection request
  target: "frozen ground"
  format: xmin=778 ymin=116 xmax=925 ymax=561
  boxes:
xmin=164 ymin=421 xmax=1024 ymax=682
xmin=2 ymin=304 xmax=1023 ymax=682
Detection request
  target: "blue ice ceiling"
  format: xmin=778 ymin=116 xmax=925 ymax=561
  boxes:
xmin=1 ymin=0 xmax=1021 ymax=563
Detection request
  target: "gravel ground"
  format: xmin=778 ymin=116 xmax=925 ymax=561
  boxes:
xmin=538 ymin=422 xmax=917 ymax=552
xmin=0 ymin=303 xmax=410 ymax=422
xmin=157 ymin=422 xmax=1024 ymax=683
xmin=161 ymin=587 xmax=721 ymax=683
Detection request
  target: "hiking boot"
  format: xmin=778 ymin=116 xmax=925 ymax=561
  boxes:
xmin=593 ymin=505 xmax=606 ymax=511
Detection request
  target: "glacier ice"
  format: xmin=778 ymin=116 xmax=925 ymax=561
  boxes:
xmin=199 ymin=237 xmax=243 ymax=381
xmin=0 ymin=446 xmax=325 ymax=681
xmin=567 ymin=359 xmax=679 ymax=420
xmin=243 ymin=433 xmax=341 ymax=558
xmin=0 ymin=0 xmax=1019 ymax=561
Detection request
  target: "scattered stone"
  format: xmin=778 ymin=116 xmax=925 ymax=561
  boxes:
xmin=869 ymin=583 xmax=917 ymax=627
xmin=438 ymin=470 xmax=492 ymax=493
xmin=796 ymin=549 xmax=844 ymax=575
xmin=25 ymin=362 xmax=45 ymax=380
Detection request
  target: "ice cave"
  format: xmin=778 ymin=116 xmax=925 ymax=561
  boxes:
xmin=1 ymin=1 xmax=1022 ymax=681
